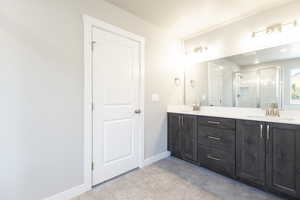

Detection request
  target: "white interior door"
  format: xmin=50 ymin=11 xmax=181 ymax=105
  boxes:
xmin=92 ymin=26 xmax=140 ymax=186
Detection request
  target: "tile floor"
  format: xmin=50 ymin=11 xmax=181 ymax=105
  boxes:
xmin=72 ymin=157 xmax=285 ymax=200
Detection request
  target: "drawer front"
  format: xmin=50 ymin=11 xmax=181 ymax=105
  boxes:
xmin=198 ymin=146 xmax=235 ymax=177
xmin=198 ymin=116 xmax=236 ymax=130
xmin=198 ymin=125 xmax=235 ymax=153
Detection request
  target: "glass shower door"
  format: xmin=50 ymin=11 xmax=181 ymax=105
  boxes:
xmin=234 ymin=66 xmax=281 ymax=108
xmin=259 ymin=67 xmax=281 ymax=108
xmin=234 ymin=71 xmax=259 ymax=108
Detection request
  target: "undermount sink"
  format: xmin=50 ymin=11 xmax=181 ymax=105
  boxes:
xmin=246 ymin=115 xmax=295 ymax=121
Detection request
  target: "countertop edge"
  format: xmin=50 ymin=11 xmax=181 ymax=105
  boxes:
xmin=167 ymin=111 xmax=300 ymax=126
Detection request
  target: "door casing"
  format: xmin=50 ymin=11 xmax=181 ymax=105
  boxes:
xmin=83 ymin=15 xmax=145 ymax=189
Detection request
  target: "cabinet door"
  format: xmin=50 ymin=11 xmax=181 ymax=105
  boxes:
xmin=181 ymin=115 xmax=197 ymax=161
xmin=267 ymin=123 xmax=300 ymax=198
xmin=167 ymin=113 xmax=182 ymax=158
xmin=236 ymin=120 xmax=266 ymax=187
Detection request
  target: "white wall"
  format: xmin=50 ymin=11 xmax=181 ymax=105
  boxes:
xmin=0 ymin=0 xmax=182 ymax=200
xmin=185 ymin=62 xmax=207 ymax=105
xmin=184 ymin=0 xmax=300 ymax=63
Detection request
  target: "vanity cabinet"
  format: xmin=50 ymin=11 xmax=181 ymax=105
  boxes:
xmin=167 ymin=113 xmax=300 ymax=199
xmin=237 ymin=120 xmax=300 ymax=198
xmin=167 ymin=113 xmax=197 ymax=162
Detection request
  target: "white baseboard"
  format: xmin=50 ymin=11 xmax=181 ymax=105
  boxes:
xmin=143 ymin=151 xmax=171 ymax=167
xmin=43 ymin=183 xmax=91 ymax=200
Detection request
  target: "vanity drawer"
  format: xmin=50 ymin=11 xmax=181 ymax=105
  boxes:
xmin=198 ymin=116 xmax=236 ymax=130
xmin=198 ymin=125 xmax=235 ymax=153
xmin=198 ymin=145 xmax=235 ymax=177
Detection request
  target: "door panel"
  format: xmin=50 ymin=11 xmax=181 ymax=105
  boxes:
xmin=103 ymin=119 xmax=133 ymax=163
xmin=167 ymin=113 xmax=181 ymax=159
xmin=267 ymin=123 xmax=299 ymax=197
xmin=92 ymin=27 xmax=140 ymax=185
xmin=236 ymin=120 xmax=266 ymax=187
xmin=181 ymin=115 xmax=197 ymax=161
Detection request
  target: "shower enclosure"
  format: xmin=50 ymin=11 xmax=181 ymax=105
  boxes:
xmin=233 ymin=66 xmax=282 ymax=108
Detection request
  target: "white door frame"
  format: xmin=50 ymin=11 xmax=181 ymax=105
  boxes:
xmin=83 ymin=15 xmax=145 ymax=188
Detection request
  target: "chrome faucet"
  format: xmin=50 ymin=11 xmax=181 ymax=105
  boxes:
xmin=265 ymin=103 xmax=280 ymax=117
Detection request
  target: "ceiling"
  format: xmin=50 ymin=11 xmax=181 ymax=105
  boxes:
xmin=104 ymin=0 xmax=294 ymax=38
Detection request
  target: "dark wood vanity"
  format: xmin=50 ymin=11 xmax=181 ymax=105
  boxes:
xmin=168 ymin=113 xmax=300 ymax=199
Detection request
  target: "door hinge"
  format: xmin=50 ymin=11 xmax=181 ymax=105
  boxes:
xmin=91 ymin=102 xmax=95 ymax=111
xmin=92 ymin=162 xmax=94 ymax=171
xmin=91 ymin=41 xmax=96 ymax=51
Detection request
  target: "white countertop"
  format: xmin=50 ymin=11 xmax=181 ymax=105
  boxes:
xmin=167 ymin=105 xmax=300 ymax=125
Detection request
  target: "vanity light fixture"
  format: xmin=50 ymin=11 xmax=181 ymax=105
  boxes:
xmin=185 ymin=45 xmax=208 ymax=56
xmin=193 ymin=46 xmax=208 ymax=53
xmin=280 ymin=48 xmax=288 ymax=53
xmin=251 ymin=19 xmax=298 ymax=38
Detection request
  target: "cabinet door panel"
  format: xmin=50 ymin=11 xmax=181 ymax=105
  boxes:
xmin=182 ymin=115 xmax=197 ymax=161
xmin=236 ymin=120 xmax=266 ymax=187
xmin=167 ymin=113 xmax=181 ymax=158
xmin=267 ymin=123 xmax=300 ymax=197
xmin=297 ymin=132 xmax=300 ymax=198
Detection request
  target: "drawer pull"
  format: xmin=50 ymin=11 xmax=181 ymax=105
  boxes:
xmin=207 ymin=155 xmax=221 ymax=161
xmin=207 ymin=121 xmax=221 ymax=125
xmin=208 ymin=136 xmax=221 ymax=141
xmin=267 ymin=125 xmax=270 ymax=140
xmin=260 ymin=124 xmax=263 ymax=139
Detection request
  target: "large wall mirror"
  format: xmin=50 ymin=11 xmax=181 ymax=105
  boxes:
xmin=185 ymin=42 xmax=300 ymax=109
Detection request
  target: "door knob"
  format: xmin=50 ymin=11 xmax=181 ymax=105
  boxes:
xmin=134 ymin=109 xmax=141 ymax=114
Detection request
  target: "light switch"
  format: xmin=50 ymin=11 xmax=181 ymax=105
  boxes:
xmin=152 ymin=94 xmax=160 ymax=102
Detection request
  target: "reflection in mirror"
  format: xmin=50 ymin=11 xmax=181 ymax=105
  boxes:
xmin=290 ymin=68 xmax=300 ymax=104
xmin=185 ymin=42 xmax=300 ymax=109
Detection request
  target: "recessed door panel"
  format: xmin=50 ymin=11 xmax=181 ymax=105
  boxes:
xmin=236 ymin=120 xmax=266 ymax=187
xmin=267 ymin=123 xmax=299 ymax=197
xmin=103 ymin=119 xmax=133 ymax=164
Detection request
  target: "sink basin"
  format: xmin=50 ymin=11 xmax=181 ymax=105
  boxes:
xmin=246 ymin=115 xmax=295 ymax=121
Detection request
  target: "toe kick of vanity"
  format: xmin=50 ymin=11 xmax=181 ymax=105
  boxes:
xmin=167 ymin=112 xmax=300 ymax=199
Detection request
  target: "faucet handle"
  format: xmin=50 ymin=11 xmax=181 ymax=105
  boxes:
xmin=274 ymin=108 xmax=280 ymax=117
xmin=272 ymin=103 xmax=278 ymax=109
xmin=266 ymin=108 xmax=270 ymax=116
